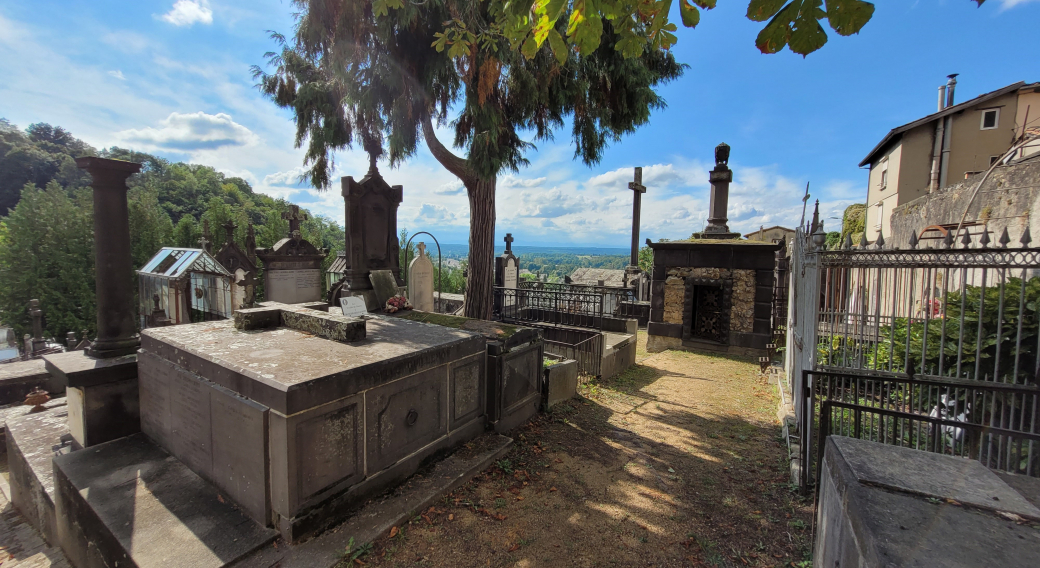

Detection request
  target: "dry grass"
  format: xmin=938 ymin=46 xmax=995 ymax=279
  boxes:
xmin=339 ymin=335 xmax=812 ymax=568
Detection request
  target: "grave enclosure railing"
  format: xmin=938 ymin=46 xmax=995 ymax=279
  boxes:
xmin=791 ymin=229 xmax=1040 ymax=489
xmin=494 ymin=286 xmax=606 ymax=329
xmin=517 ymin=280 xmax=637 ymax=319
xmin=542 ymin=327 xmax=603 ymax=377
xmin=801 ymin=369 xmax=1040 ymax=489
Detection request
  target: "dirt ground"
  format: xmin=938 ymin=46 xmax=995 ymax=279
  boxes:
xmin=338 ymin=333 xmax=813 ymax=567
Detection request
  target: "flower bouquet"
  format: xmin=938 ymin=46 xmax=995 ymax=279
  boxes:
xmin=385 ymin=294 xmax=412 ymax=313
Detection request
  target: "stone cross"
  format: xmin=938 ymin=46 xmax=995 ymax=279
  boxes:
xmin=223 ymin=220 xmax=237 ymax=245
xmin=282 ymin=205 xmax=308 ymax=238
xmin=504 ymin=233 xmax=514 ymax=253
xmin=200 ymin=219 xmax=212 ymax=253
xmin=628 ymin=167 xmax=646 ymax=268
xmin=28 ymin=299 xmax=45 ymax=352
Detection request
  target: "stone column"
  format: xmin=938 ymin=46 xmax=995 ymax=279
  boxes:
xmin=701 ymin=143 xmax=740 ymax=239
xmin=76 ymin=157 xmax=142 ymax=357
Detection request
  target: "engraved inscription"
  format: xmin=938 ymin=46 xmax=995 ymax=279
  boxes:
xmin=211 ymin=388 xmax=269 ymax=522
xmin=366 ymin=366 xmax=447 ymax=473
xmin=502 ymin=349 xmax=538 ymax=412
xmin=296 ymin=404 xmax=359 ymax=499
xmin=138 ymin=352 xmax=172 ymax=450
xmin=169 ymin=367 xmax=212 ymax=474
xmin=266 ymin=269 xmax=322 ymax=304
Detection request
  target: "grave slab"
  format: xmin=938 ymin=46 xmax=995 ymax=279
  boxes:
xmin=53 ymin=433 xmax=277 ymax=568
xmin=5 ymin=399 xmax=74 ymax=546
xmin=369 ymin=270 xmax=400 ymax=309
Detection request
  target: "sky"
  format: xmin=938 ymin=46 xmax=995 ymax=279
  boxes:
xmin=1 ymin=0 xmax=1037 ymax=247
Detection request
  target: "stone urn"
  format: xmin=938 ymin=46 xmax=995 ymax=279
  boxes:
xmin=24 ymin=386 xmax=50 ymax=412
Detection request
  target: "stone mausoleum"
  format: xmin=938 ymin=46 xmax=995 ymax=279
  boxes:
xmin=647 ymin=144 xmax=779 ymax=355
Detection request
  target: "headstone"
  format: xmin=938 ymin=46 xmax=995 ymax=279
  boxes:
xmin=340 ymin=296 xmax=368 ymax=317
xmin=256 ymin=205 xmax=329 ymax=305
xmin=408 ymin=243 xmax=435 ymax=312
xmin=329 ymin=157 xmax=403 ymax=304
xmin=369 ymin=270 xmax=401 ymax=308
xmin=495 ymin=234 xmax=519 ymax=310
xmin=28 ymin=299 xmax=46 ymax=353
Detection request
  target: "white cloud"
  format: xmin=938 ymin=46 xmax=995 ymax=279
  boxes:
xmin=108 ymin=70 xmax=125 ymax=80
xmin=500 ymin=175 xmax=547 ymax=189
xmin=117 ymin=112 xmax=257 ymax=152
xmin=161 ymin=1 xmax=214 ymax=27
xmin=416 ymin=203 xmax=457 ymax=223
xmin=433 ymin=180 xmax=464 ymax=195
xmin=998 ymin=0 xmax=1040 ymax=10
xmin=263 ymin=166 xmax=310 ymax=187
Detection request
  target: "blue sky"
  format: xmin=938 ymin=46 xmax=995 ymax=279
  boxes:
xmin=1 ymin=0 xmax=1036 ymax=247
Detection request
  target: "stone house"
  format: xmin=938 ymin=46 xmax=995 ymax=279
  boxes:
xmin=860 ymin=77 xmax=1040 ymax=243
xmin=744 ymin=225 xmax=795 ymax=243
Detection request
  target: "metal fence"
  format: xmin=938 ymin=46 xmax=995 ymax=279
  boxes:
xmin=541 ymin=326 xmax=603 ymax=377
xmin=801 ymin=368 xmax=1040 ymax=489
xmin=495 ymin=286 xmax=606 ymax=329
xmin=789 ymin=226 xmax=1040 ymax=489
xmin=518 ymin=280 xmax=635 ymax=316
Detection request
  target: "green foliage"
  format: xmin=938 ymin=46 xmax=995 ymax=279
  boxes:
xmin=638 ymin=244 xmax=653 ymax=273
xmin=0 ymin=120 xmax=345 ymax=342
xmin=841 ymin=203 xmax=865 ymax=243
xmin=0 ymin=182 xmax=96 ymax=342
xmin=819 ymin=277 xmax=1040 ymax=382
xmin=824 ymin=231 xmax=840 ymax=250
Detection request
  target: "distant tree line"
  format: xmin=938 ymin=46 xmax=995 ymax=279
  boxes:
xmin=0 ymin=119 xmax=343 ymax=343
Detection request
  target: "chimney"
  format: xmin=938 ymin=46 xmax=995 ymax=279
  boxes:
xmin=938 ymin=85 xmax=947 ymax=111
xmin=945 ymin=74 xmax=959 ymax=108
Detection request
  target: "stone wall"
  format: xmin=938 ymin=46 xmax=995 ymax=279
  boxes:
xmin=662 ymin=267 xmax=756 ymax=332
xmin=890 ymin=157 xmax=1040 ymax=248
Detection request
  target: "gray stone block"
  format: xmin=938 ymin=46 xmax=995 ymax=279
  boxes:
xmin=5 ymin=401 xmax=72 ymax=546
xmin=0 ymin=359 xmax=59 ymax=404
xmin=43 ymin=351 xmax=137 ymax=389
xmin=66 ymin=377 xmax=140 ymax=448
xmin=544 ymin=359 xmax=578 ymax=409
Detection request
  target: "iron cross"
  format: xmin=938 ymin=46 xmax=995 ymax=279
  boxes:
xmin=504 ymin=233 xmax=514 ymax=253
xmin=628 ymin=167 xmax=646 ymax=268
xmin=282 ymin=205 xmax=308 ymax=235
xmin=222 ymin=220 xmax=237 ymax=245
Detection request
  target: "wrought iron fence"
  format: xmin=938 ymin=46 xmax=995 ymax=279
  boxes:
xmin=541 ymin=326 xmax=603 ymax=377
xmin=801 ymin=368 xmax=1040 ymax=489
xmin=518 ymin=280 xmax=635 ymax=316
xmin=495 ymin=286 xmax=606 ymax=329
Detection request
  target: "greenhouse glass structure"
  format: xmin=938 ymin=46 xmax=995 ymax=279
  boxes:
xmin=138 ymin=248 xmax=234 ymax=328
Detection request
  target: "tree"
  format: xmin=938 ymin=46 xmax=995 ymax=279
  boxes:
xmin=254 ymin=0 xmax=683 ymax=319
xmin=841 ymin=203 xmax=865 ymax=244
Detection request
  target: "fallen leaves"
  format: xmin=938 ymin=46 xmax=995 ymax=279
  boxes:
xmin=388 ymin=526 xmax=399 ymax=538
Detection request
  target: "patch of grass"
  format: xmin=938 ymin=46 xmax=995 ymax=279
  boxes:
xmin=692 ymin=534 xmax=727 ymax=567
xmin=494 ymin=497 xmax=507 ymax=509
xmin=340 ymin=537 xmax=372 ymax=565
xmin=496 ymin=459 xmax=513 ymax=474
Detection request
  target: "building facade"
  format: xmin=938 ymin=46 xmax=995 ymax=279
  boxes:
xmin=861 ymin=78 xmax=1040 ymax=243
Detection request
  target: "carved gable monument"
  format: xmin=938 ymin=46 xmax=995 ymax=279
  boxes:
xmin=256 ymin=205 xmax=329 ymax=304
xmin=329 ymin=159 xmax=403 ymax=308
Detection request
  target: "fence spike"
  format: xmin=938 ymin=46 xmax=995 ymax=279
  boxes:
xmin=979 ymin=229 xmax=991 ymax=248
xmin=1021 ymin=226 xmax=1032 ymax=248
xmin=843 ymin=234 xmax=853 ymax=250
xmin=960 ymin=228 xmax=972 ymax=248
xmin=943 ymin=230 xmax=954 ymax=249
xmin=908 ymin=230 xmax=919 ymax=249
xmin=999 ymin=227 xmax=1011 ymax=248
xmin=859 ymin=232 xmax=869 ymax=248
xmin=876 ymin=231 xmax=885 ymax=249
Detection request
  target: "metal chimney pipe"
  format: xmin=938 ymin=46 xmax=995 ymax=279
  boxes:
xmin=938 ymin=85 xmax=948 ymax=111
xmin=945 ymin=74 xmax=959 ymax=108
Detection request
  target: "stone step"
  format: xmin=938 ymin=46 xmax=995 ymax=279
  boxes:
xmin=53 ymin=434 xmax=278 ymax=568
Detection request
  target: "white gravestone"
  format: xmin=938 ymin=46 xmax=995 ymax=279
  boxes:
xmin=340 ymin=296 xmax=368 ymax=317
xmin=266 ymin=269 xmax=322 ymax=304
xmin=408 ymin=243 xmax=435 ymax=312
xmin=503 ymin=257 xmax=518 ymax=306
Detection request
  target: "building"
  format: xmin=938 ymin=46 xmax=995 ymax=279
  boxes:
xmin=860 ymin=76 xmax=1040 ymax=242
xmin=138 ymin=248 xmax=235 ymax=328
xmin=744 ymin=225 xmax=795 ymax=243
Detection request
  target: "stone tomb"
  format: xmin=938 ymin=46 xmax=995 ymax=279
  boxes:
xmin=137 ymin=303 xmax=486 ymax=541
xmin=257 ymin=205 xmax=329 ymax=304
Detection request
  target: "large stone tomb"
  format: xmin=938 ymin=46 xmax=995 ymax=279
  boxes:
xmin=137 ymin=304 xmax=486 ymax=542
xmin=257 ymin=205 xmax=329 ymax=305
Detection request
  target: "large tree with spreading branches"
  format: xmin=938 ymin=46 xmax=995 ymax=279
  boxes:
xmin=254 ymin=0 xmax=684 ymax=319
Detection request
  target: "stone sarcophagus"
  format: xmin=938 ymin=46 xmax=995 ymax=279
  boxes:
xmin=138 ymin=303 xmax=486 ymax=542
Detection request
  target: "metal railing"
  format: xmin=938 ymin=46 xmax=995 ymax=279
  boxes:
xmin=542 ymin=326 xmax=603 ymax=377
xmin=800 ymin=368 xmax=1040 ymax=490
xmin=495 ymin=286 xmax=606 ymax=329
xmin=518 ymin=280 xmax=634 ymax=316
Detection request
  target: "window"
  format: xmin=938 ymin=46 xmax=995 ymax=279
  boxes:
xmin=981 ymin=108 xmax=1000 ymax=130
xmin=878 ymin=159 xmax=889 ymax=189
xmin=874 ymin=201 xmax=883 ymax=229
xmin=990 ymin=155 xmax=1001 ymax=166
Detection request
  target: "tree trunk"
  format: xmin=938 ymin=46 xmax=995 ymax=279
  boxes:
xmin=463 ymin=177 xmax=496 ymax=320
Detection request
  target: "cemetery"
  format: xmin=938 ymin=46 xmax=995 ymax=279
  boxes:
xmin=1 ymin=3 xmax=1038 ymax=567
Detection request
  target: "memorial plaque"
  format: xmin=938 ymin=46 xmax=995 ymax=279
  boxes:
xmin=504 ymin=257 xmax=518 ymax=289
xmin=340 ymin=296 xmax=368 ymax=317
xmin=451 ymin=358 xmax=483 ymax=425
xmin=138 ymin=352 xmax=172 ymax=450
xmin=266 ymin=269 xmax=322 ymax=304
xmin=211 ymin=388 xmax=270 ymax=522
xmin=296 ymin=403 xmax=360 ymax=499
xmin=369 ymin=270 xmax=400 ymax=309
xmin=407 ymin=243 xmax=435 ymax=312
xmin=502 ymin=348 xmax=539 ymax=412
xmin=365 ymin=365 xmax=447 ymax=473
xmin=169 ymin=364 xmax=213 ymax=475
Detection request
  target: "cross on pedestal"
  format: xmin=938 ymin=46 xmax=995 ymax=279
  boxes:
xmin=198 ymin=234 xmax=210 ymax=251
xmin=201 ymin=219 xmax=212 ymax=253
xmin=628 ymin=167 xmax=646 ymax=268
xmin=504 ymin=233 xmax=514 ymax=254
xmin=282 ymin=205 xmax=308 ymax=238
